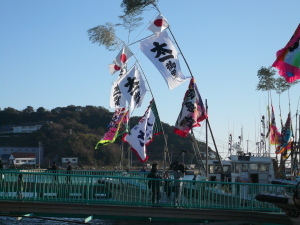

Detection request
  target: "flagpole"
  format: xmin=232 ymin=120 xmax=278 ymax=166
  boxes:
xmin=205 ymin=99 xmax=209 ymax=179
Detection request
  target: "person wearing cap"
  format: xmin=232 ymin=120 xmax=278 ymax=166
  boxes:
xmin=147 ymin=163 xmax=162 ymax=204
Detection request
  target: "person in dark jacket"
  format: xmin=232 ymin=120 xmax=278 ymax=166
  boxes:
xmin=147 ymin=163 xmax=162 ymax=204
xmin=66 ymin=161 xmax=72 ymax=183
xmin=51 ymin=161 xmax=58 ymax=182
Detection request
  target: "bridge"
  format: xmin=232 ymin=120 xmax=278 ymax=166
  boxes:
xmin=0 ymin=169 xmax=296 ymax=224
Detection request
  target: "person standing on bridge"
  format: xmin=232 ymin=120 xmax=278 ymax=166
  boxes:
xmin=51 ymin=161 xmax=58 ymax=182
xmin=171 ymin=161 xmax=185 ymax=207
xmin=147 ymin=163 xmax=162 ymax=204
xmin=66 ymin=161 xmax=72 ymax=183
xmin=17 ymin=173 xmax=24 ymax=199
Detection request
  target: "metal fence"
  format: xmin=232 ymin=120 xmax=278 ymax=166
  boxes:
xmin=0 ymin=170 xmax=294 ymax=212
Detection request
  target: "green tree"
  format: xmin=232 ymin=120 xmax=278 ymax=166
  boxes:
xmin=256 ymin=66 xmax=298 ymax=94
xmin=256 ymin=66 xmax=276 ymax=92
xmin=22 ymin=106 xmax=35 ymax=114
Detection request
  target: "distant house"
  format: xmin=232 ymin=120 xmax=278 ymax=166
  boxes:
xmin=62 ymin=157 xmax=78 ymax=166
xmin=0 ymin=146 xmax=43 ymax=166
xmin=9 ymin=152 xmax=36 ymax=165
xmin=12 ymin=121 xmax=50 ymax=133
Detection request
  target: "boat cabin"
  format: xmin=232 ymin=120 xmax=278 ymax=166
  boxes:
xmin=204 ymin=153 xmax=275 ymax=184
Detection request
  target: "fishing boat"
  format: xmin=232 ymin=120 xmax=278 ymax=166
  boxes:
xmin=255 ymin=180 xmax=300 ymax=222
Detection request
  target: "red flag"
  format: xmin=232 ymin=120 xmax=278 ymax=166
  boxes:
xmin=174 ymin=78 xmax=208 ymax=137
xmin=267 ymin=105 xmax=281 ymax=145
xmin=272 ymin=24 xmax=300 ymax=83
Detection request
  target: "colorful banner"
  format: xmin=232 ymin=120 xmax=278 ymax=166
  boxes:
xmin=268 ymin=105 xmax=281 ymax=145
xmin=174 ymin=78 xmax=208 ymax=137
xmin=272 ymin=24 xmax=300 ymax=83
xmin=95 ymin=108 xmax=128 ymax=149
xmin=276 ymin=113 xmax=292 ymax=154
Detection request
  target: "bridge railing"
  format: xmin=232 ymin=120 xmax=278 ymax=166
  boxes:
xmin=0 ymin=170 xmax=293 ymax=211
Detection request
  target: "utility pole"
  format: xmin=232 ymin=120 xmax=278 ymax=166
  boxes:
xmin=38 ymin=141 xmax=42 ymax=169
xmin=205 ymin=99 xmax=209 ymax=179
xmin=247 ymin=140 xmax=249 ymax=153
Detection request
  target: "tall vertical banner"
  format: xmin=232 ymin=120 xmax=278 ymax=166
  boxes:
xmin=276 ymin=113 xmax=292 ymax=154
xmin=174 ymin=78 xmax=208 ymax=137
xmin=95 ymin=108 xmax=128 ymax=149
xmin=272 ymin=24 xmax=300 ymax=83
xmin=140 ymin=31 xmax=189 ymax=90
xmin=123 ymin=101 xmax=157 ymax=162
xmin=110 ymin=80 xmax=127 ymax=108
xmin=116 ymin=65 xmax=147 ymax=113
xmin=267 ymin=105 xmax=281 ymax=145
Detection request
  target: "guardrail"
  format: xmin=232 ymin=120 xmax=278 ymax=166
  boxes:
xmin=0 ymin=170 xmax=294 ymax=211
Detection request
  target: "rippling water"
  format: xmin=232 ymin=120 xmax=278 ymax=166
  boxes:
xmin=0 ymin=217 xmax=254 ymax=225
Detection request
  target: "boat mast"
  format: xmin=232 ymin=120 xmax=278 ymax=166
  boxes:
xmin=205 ymin=99 xmax=209 ymax=178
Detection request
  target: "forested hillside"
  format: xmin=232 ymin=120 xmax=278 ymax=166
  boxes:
xmin=0 ymin=105 xmax=210 ymax=169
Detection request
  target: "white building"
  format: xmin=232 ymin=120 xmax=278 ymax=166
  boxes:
xmin=12 ymin=121 xmax=49 ymax=133
xmin=0 ymin=146 xmax=43 ymax=166
xmin=62 ymin=157 xmax=78 ymax=166
xmin=9 ymin=152 xmax=36 ymax=165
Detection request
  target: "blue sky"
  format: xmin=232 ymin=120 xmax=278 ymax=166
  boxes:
xmin=1 ymin=0 xmax=299 ymax=159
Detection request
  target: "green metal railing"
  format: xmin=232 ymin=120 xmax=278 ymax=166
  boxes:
xmin=0 ymin=170 xmax=294 ymax=212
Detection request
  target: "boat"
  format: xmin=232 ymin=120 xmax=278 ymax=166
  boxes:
xmin=255 ymin=180 xmax=300 ymax=222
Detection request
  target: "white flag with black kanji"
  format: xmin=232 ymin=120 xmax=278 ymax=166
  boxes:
xmin=116 ymin=65 xmax=147 ymax=113
xmin=123 ymin=103 xmax=155 ymax=162
xmin=140 ymin=31 xmax=190 ymax=90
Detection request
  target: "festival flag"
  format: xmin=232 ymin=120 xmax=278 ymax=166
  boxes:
xmin=174 ymin=78 xmax=208 ymax=137
xmin=281 ymin=142 xmax=292 ymax=160
xmin=110 ymin=68 xmax=127 ymax=109
xmin=276 ymin=112 xmax=292 ymax=154
xmin=123 ymin=100 xmax=157 ymax=162
xmin=95 ymin=108 xmax=128 ymax=149
xmin=150 ymin=100 xmax=163 ymax=135
xmin=272 ymin=24 xmax=300 ymax=83
xmin=110 ymin=80 xmax=127 ymax=108
xmin=109 ymin=45 xmax=133 ymax=75
xmin=147 ymin=14 xmax=169 ymax=34
xmin=140 ymin=31 xmax=190 ymax=90
xmin=267 ymin=105 xmax=281 ymax=145
xmin=117 ymin=65 xmax=147 ymax=113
